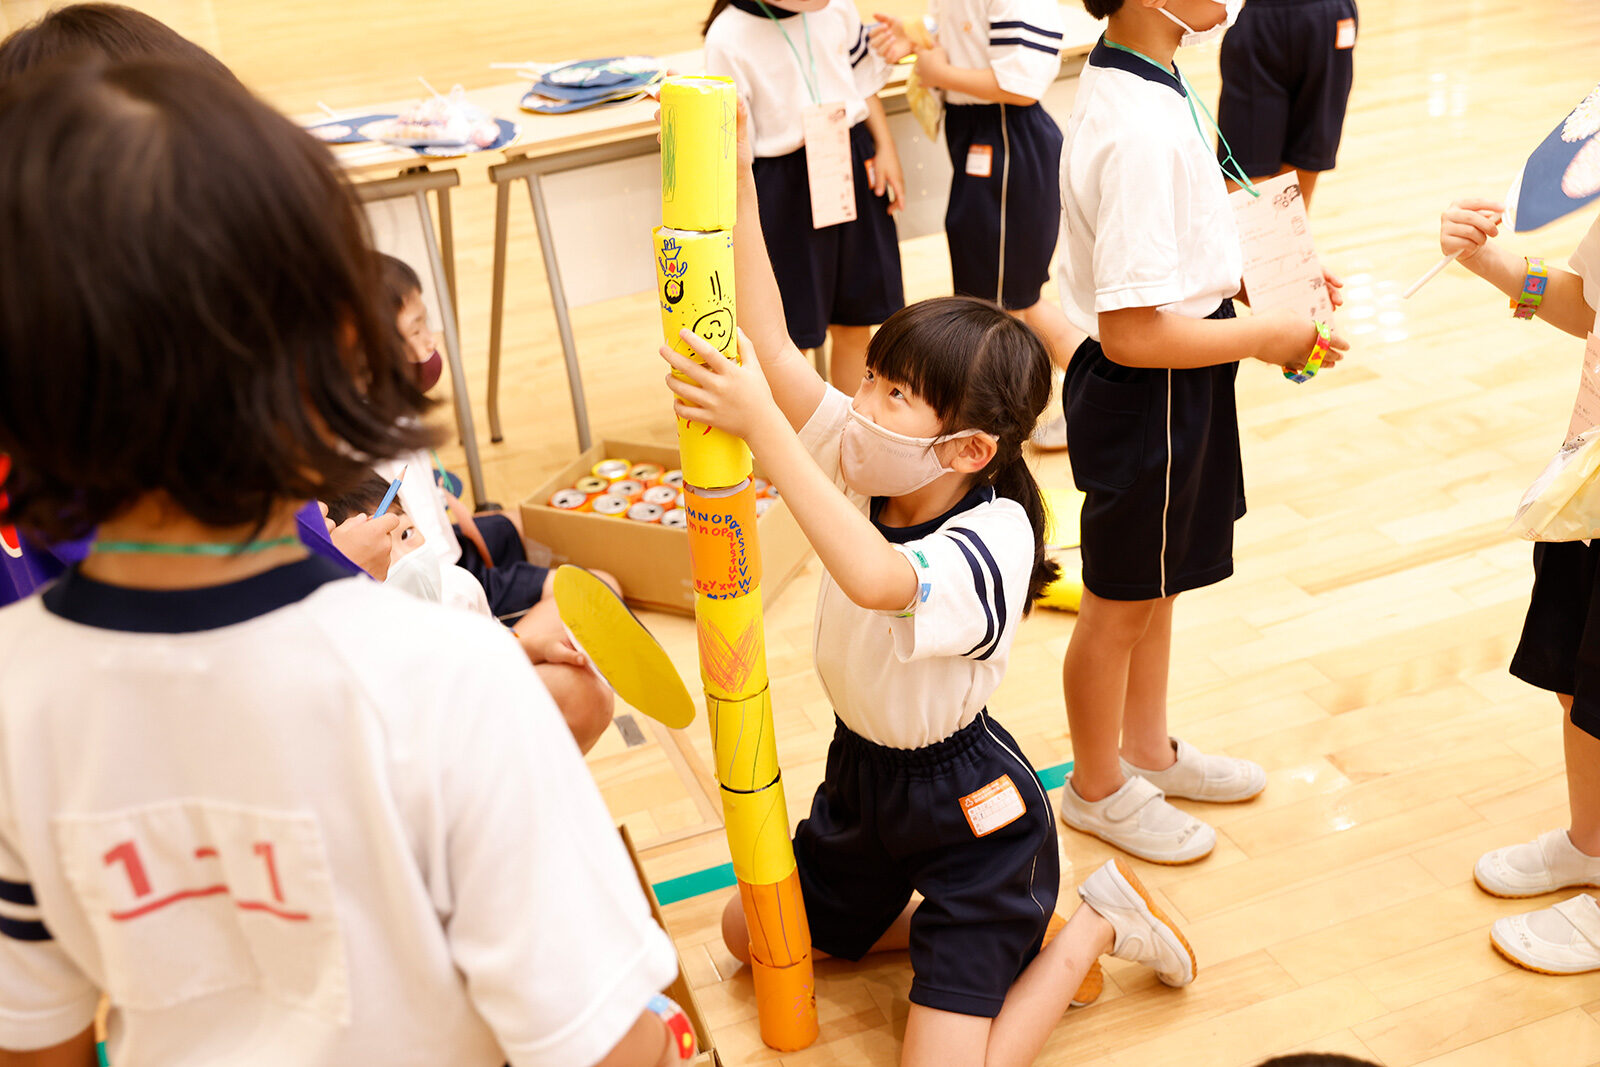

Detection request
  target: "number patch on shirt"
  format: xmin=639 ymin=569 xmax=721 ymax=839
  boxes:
xmin=1335 ymin=18 xmax=1356 ymax=49
xmin=54 ymin=801 xmax=350 ymax=1021
xmin=960 ymin=774 xmax=1025 ymax=837
xmin=965 ymin=143 xmax=994 ymax=178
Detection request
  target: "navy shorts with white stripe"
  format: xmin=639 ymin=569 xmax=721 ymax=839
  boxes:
xmin=791 ymin=711 xmax=1059 ymax=1019
xmin=1064 ymin=300 xmax=1247 ymax=601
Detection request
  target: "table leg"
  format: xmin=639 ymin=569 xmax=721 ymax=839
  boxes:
xmin=415 ymin=189 xmax=488 ymax=507
xmin=487 ymin=178 xmax=512 ymax=444
xmin=527 ymin=172 xmax=593 ymax=452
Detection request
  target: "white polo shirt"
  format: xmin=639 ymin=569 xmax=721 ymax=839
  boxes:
xmin=798 ymin=387 xmax=1034 ymax=750
xmin=934 ymin=0 xmax=1064 ymax=105
xmin=705 ymin=0 xmax=891 ymax=158
xmin=0 ymin=558 xmax=677 ymax=1065
xmin=1057 ymin=39 xmax=1244 ymax=340
xmin=1570 ymin=210 xmax=1600 ymax=316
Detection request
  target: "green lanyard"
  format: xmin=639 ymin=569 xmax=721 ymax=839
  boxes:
xmin=1102 ymin=38 xmax=1259 ymax=198
xmin=755 ymin=1 xmax=820 ymax=106
xmin=93 ymin=536 xmax=300 ymax=556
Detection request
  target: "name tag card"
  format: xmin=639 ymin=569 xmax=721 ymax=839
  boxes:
xmin=1231 ymin=171 xmax=1336 ymax=323
xmin=802 ymin=103 xmax=856 ymax=229
xmin=1565 ymin=331 xmax=1600 ymax=449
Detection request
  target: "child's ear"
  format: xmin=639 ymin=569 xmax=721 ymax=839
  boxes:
xmin=949 ymin=433 xmax=999 ymax=474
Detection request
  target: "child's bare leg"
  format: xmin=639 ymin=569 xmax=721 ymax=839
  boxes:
xmin=720 ymin=892 xmax=915 ymax=964
xmin=1564 ymin=697 xmax=1600 ymax=855
xmin=1064 ymin=592 xmax=1160 ymax=800
xmin=1119 ymin=595 xmax=1177 ymax=771
xmin=827 ymin=324 xmax=871 ymax=391
xmin=534 ymin=662 xmax=614 ymax=753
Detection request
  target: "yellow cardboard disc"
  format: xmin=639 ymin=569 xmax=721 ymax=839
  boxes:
xmin=553 ymin=565 xmax=696 ymax=729
xmin=1043 ymin=487 xmax=1086 ymax=549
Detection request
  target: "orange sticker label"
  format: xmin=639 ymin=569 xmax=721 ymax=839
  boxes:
xmin=960 ymin=774 xmax=1025 ymax=837
xmin=965 ymin=143 xmax=993 ymax=178
xmin=1335 ymin=18 xmax=1356 ymax=49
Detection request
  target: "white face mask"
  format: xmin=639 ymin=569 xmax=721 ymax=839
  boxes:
xmin=1157 ymin=0 xmax=1241 ymax=48
xmin=839 ymin=408 xmax=989 ymax=498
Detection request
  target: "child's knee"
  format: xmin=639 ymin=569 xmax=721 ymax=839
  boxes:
xmin=1081 ymin=593 xmax=1160 ymax=644
xmin=720 ymin=892 xmax=752 ymax=964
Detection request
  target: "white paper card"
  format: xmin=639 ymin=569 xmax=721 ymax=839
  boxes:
xmin=1231 ymin=172 xmax=1335 ymax=322
xmin=802 ymin=103 xmax=856 ymax=229
xmin=1565 ymin=332 xmax=1600 ymax=449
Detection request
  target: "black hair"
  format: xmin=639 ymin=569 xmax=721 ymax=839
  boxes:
xmin=867 ymin=297 xmax=1060 ymax=610
xmin=1082 ymin=0 xmax=1124 ymax=18
xmin=324 ymin=473 xmax=403 ymax=526
xmin=0 ymin=59 xmax=437 ymax=543
xmin=1256 ymin=1057 xmax=1380 ymax=1067
xmin=378 ymin=253 xmax=423 ymax=316
xmin=703 ymin=0 xmax=734 ymax=35
xmin=0 ymin=3 xmax=237 ymax=84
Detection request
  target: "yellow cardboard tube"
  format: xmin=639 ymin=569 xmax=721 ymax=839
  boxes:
xmin=660 ymin=76 xmax=738 ymax=232
xmin=720 ymin=782 xmax=796 ymax=886
xmin=684 ymin=481 xmax=762 ymax=600
xmin=738 ymin=868 xmax=811 ymax=969
xmin=708 ymin=688 xmax=780 ymax=792
xmin=749 ymin=953 xmax=820 ymax=1052
xmin=676 ymin=416 xmax=752 ymax=491
xmin=694 ymin=590 xmax=769 ymax=700
xmin=655 ymin=227 xmax=736 ymax=359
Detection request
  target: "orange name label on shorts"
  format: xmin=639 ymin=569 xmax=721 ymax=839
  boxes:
xmin=960 ymin=774 xmax=1025 ymax=837
xmin=1335 ymin=18 xmax=1356 ymax=49
xmin=965 ymin=143 xmax=994 ymax=178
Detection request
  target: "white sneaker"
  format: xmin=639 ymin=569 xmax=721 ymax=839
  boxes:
xmin=1475 ymin=829 xmax=1600 ymax=899
xmin=1491 ymin=894 xmax=1600 ymax=975
xmin=1121 ymin=737 xmax=1266 ymax=804
xmin=1030 ymin=412 xmax=1069 ymax=452
xmin=1058 ymin=775 xmax=1216 ymax=865
xmin=1078 ymin=858 xmax=1197 ymax=987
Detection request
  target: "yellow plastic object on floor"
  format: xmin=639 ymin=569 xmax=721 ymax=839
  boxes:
xmin=1038 ymin=556 xmax=1084 ymax=613
xmin=553 ymin=564 xmax=696 ymax=729
xmin=1043 ymin=487 xmax=1086 ymax=549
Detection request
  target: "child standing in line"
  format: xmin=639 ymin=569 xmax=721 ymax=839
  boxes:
xmin=1053 ymin=0 xmax=1348 ymax=864
xmin=703 ymin=0 xmax=906 ymax=390
xmin=1217 ymin=0 xmax=1358 ymax=211
xmin=1438 ymin=198 xmax=1600 ymax=975
xmin=659 ymin=100 xmax=1197 ymax=1067
xmin=870 ymin=0 xmax=1085 ymax=450
xmin=0 ymin=60 xmax=683 ymax=1066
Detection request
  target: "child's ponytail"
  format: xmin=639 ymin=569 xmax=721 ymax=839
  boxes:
xmin=865 ymin=298 xmax=1062 ymax=612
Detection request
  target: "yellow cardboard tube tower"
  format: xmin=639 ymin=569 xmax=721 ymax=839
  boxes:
xmin=658 ymin=75 xmax=819 ymax=1052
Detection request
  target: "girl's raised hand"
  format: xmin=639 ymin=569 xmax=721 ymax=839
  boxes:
xmin=1440 ymin=198 xmax=1505 ymax=262
xmin=869 ymin=14 xmax=913 ymax=63
xmin=661 ymin=327 xmax=776 ymax=441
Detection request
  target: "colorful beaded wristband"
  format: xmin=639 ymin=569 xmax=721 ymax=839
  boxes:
xmin=1512 ymin=257 xmax=1548 ymax=320
xmin=647 ymin=994 xmax=698 ymax=1062
xmin=1283 ymin=320 xmax=1332 ymax=384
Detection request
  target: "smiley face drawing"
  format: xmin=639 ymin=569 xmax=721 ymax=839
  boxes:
xmin=693 ymin=308 xmax=734 ymax=352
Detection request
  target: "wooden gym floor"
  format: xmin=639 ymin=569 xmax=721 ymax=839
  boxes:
xmin=6 ymin=0 xmax=1600 ymax=1062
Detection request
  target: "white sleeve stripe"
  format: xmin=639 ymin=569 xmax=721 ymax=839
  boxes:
xmin=950 ymin=528 xmax=1007 ymax=661
xmin=948 ymin=537 xmax=997 ymax=659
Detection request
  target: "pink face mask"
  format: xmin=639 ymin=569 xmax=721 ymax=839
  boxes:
xmin=413 ymin=350 xmax=442 ymax=392
xmin=839 ymin=408 xmax=990 ymax=498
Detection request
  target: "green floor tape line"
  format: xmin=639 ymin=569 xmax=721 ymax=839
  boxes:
xmin=651 ymin=760 xmax=1073 ymax=906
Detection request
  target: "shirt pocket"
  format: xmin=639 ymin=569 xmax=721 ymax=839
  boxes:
xmin=1067 ymin=371 xmax=1151 ymax=492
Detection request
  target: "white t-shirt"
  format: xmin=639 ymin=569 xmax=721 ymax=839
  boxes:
xmin=1057 ymin=40 xmax=1244 ymax=340
xmin=375 ymin=452 xmax=490 ymax=616
xmin=1569 ymin=210 xmax=1600 ymax=318
xmin=797 ymin=387 xmax=1034 ymax=749
xmin=934 ymin=0 xmax=1064 ymax=105
xmin=705 ymin=0 xmax=891 ymax=158
xmin=0 ymin=559 xmax=676 ymax=1065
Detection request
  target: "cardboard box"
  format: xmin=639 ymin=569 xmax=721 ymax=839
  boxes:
xmin=521 ymin=439 xmax=812 ymax=616
xmin=619 ymin=824 xmax=717 ymax=1062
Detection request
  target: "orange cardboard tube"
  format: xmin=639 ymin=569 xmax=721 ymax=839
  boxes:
xmin=738 ymin=868 xmax=811 ymax=969
xmin=749 ymin=951 xmax=820 ymax=1053
xmin=684 ymin=483 xmax=763 ymax=600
